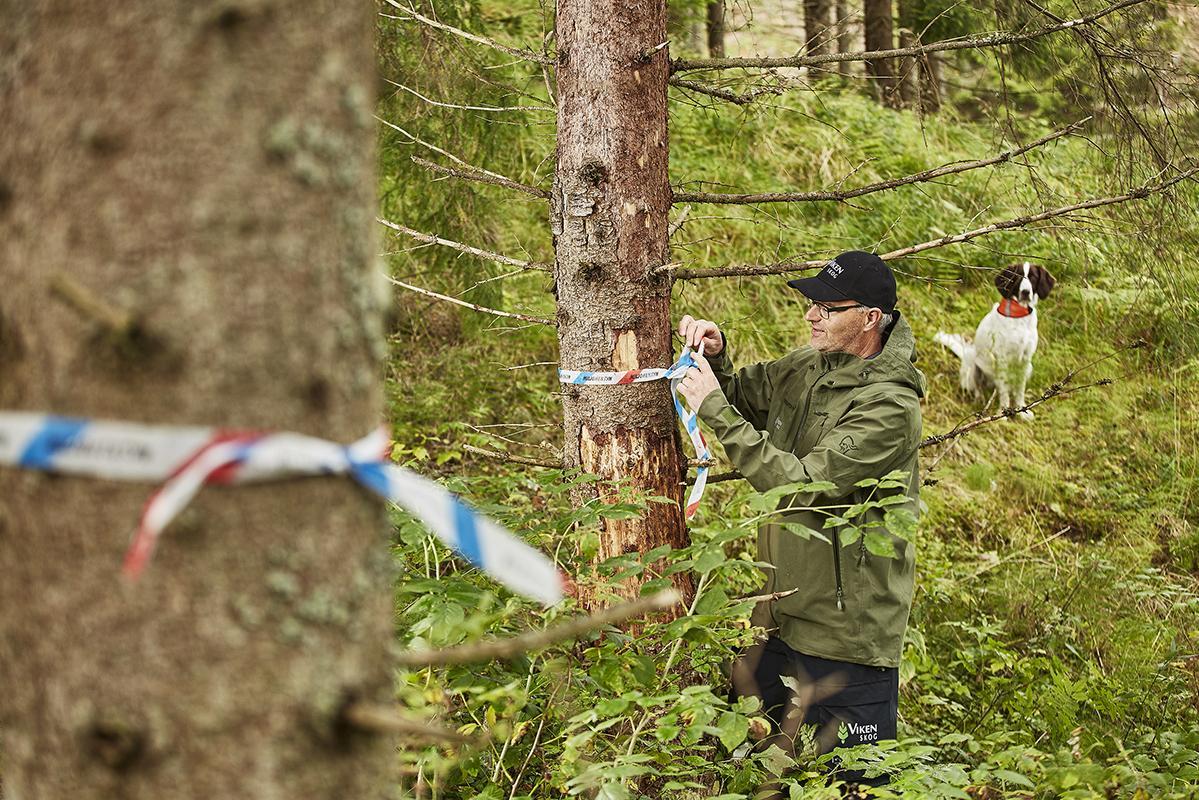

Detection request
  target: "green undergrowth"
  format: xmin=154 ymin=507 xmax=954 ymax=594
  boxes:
xmin=385 ymin=69 xmax=1199 ymax=799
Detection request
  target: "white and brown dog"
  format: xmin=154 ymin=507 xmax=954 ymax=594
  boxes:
xmin=935 ymin=262 xmax=1057 ymax=420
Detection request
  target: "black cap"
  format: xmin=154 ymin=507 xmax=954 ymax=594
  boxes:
xmin=787 ymin=251 xmax=897 ymax=313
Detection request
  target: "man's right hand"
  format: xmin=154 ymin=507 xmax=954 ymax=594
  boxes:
xmin=677 ymin=315 xmax=724 ymax=356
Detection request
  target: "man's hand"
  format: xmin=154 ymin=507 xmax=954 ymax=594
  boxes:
xmin=677 ymin=350 xmax=721 ymax=410
xmin=677 ymin=314 xmax=724 ymax=356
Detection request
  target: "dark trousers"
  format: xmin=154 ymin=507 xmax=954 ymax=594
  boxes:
xmin=731 ymin=637 xmax=898 ymax=789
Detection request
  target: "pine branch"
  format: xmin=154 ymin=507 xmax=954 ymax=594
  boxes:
xmin=672 ymin=120 xmax=1088 ymax=205
xmin=377 ymin=218 xmax=551 ymax=271
xmin=671 ymin=0 xmax=1149 ymax=72
xmin=667 ymin=166 xmax=1198 ymax=279
xmin=394 ymin=590 xmax=681 ymax=667
xmin=386 ymin=275 xmax=556 ymax=327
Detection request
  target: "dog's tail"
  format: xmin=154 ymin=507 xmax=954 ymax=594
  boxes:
xmin=934 ymin=332 xmax=970 ymax=362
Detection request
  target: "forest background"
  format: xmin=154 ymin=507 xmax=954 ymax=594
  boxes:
xmin=380 ymin=0 xmax=1199 ymax=797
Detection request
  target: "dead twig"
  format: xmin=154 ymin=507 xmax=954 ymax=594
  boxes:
xmin=381 ymin=0 xmax=551 ymax=64
xmin=341 ymin=702 xmax=473 ymax=743
xmin=412 ymin=156 xmax=551 ymax=199
xmin=386 ymin=275 xmax=555 ymax=327
xmin=377 ymin=217 xmax=551 ymax=272
xmin=48 ymin=274 xmax=135 ymax=336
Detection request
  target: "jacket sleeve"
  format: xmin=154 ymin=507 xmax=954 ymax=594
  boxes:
xmin=706 ymin=334 xmax=773 ymax=431
xmin=697 ymin=385 xmax=920 ymax=503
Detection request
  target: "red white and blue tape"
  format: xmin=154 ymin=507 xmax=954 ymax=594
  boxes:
xmin=0 ymin=412 xmax=564 ymax=605
xmin=559 ymin=347 xmax=711 ymax=518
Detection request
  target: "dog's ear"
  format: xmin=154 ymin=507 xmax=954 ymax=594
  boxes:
xmin=994 ymin=266 xmax=1022 ymax=298
xmin=1030 ymin=265 xmax=1056 ymax=299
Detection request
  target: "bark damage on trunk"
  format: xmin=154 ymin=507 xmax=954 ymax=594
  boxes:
xmin=0 ymin=2 xmax=393 ymax=796
xmin=554 ymin=0 xmax=693 ymax=607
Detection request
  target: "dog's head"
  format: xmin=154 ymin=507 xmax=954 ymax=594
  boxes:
xmin=995 ymin=262 xmax=1056 ymax=306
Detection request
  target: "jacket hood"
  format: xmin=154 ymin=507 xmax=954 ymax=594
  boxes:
xmin=817 ymin=312 xmax=927 ymax=398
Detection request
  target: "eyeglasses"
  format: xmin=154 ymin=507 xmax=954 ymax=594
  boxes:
xmin=809 ymin=302 xmax=866 ymax=320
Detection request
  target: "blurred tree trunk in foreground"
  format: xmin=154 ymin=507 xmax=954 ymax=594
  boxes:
xmin=0 ymin=1 xmax=395 ymax=796
xmin=554 ymin=0 xmax=693 ymax=607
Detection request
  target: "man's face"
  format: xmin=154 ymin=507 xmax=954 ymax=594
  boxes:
xmin=805 ymin=300 xmax=869 ymax=353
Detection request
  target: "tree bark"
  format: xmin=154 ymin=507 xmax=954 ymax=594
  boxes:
xmin=707 ymin=1 xmax=726 ymax=59
xmin=804 ymin=0 xmax=834 ymax=61
xmin=0 ymin=2 xmax=394 ymax=797
xmin=836 ymin=0 xmax=853 ymax=77
xmin=920 ymin=51 xmax=944 ymax=112
xmin=554 ymin=0 xmax=692 ymax=607
xmin=897 ymin=27 xmax=920 ymax=108
xmin=864 ymin=0 xmax=899 ymax=106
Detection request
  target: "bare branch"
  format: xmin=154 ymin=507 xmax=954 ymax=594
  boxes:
xmin=377 ymin=218 xmax=551 ymax=271
xmin=340 ymin=702 xmax=472 ymax=743
xmin=413 ymin=156 xmax=551 ymax=199
xmin=376 ymin=116 xmax=541 ymax=199
xmin=673 ymin=120 xmax=1089 ymax=205
xmin=668 ymin=76 xmax=783 ymax=105
xmin=876 ymin=167 xmax=1198 ymax=262
xmin=668 ymin=204 xmax=692 ymax=238
xmin=386 ymin=275 xmax=556 ymax=327
xmin=381 ymin=0 xmax=551 ymax=65
xmin=463 ymin=444 xmax=560 ymax=469
xmin=384 ymin=78 xmax=553 ymax=113
xmin=394 ymin=590 xmax=682 ymax=667
xmin=671 ymin=0 xmax=1149 ymax=72
xmin=668 ymin=167 xmax=1199 ymax=279
xmin=48 ymin=274 xmax=136 ymax=336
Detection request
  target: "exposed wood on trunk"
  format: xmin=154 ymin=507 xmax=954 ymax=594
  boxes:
xmin=0 ymin=1 xmax=394 ymax=796
xmin=554 ymin=0 xmax=693 ymax=608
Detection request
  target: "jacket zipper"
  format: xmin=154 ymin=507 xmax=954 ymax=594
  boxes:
xmin=804 ymin=361 xmax=846 ymax=611
xmin=832 ymin=535 xmax=845 ymax=611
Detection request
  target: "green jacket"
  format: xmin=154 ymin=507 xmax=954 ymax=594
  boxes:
xmin=697 ymin=315 xmax=926 ymax=668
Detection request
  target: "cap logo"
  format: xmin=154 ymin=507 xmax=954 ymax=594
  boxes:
xmin=825 ymin=259 xmax=843 ymax=279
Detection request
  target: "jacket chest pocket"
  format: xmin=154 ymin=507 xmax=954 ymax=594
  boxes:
xmin=767 ymin=396 xmax=798 ymax=447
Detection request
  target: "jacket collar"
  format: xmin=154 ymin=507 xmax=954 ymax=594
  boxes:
xmin=815 ymin=312 xmax=926 ymax=398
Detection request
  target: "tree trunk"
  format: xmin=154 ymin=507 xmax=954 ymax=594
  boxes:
xmin=554 ymin=0 xmax=692 ymax=607
xmin=0 ymin=2 xmax=394 ymax=797
xmin=836 ymin=0 xmax=853 ymax=77
xmin=804 ymin=0 xmax=834 ymax=62
xmin=706 ymin=1 xmax=726 ymax=59
xmin=897 ymin=28 xmax=920 ymax=108
xmin=920 ymin=51 xmax=944 ymax=112
xmin=864 ymin=0 xmax=899 ymax=107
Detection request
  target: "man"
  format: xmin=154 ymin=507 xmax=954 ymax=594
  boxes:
xmin=676 ymin=250 xmax=925 ymax=778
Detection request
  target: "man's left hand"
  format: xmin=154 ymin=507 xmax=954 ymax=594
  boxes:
xmin=678 ymin=350 xmax=721 ymax=409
